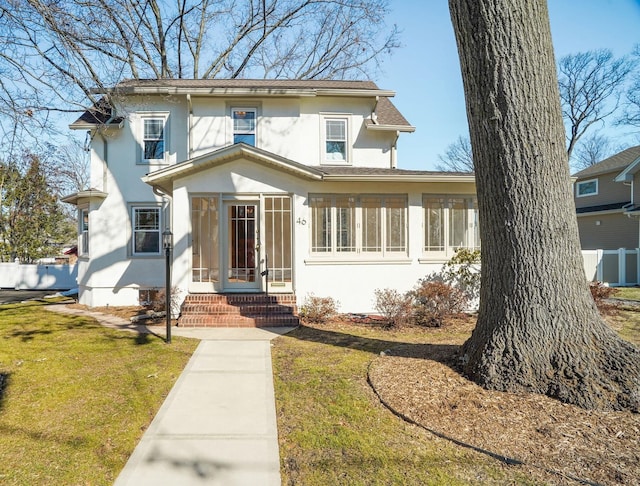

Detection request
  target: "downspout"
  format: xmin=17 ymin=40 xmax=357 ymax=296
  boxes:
xmin=391 ymin=130 xmax=400 ymax=169
xmin=153 ymin=186 xmax=173 ymax=232
xmin=187 ymin=94 xmax=193 ymax=159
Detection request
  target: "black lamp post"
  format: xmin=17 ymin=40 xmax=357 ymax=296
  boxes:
xmin=162 ymin=228 xmax=172 ymax=344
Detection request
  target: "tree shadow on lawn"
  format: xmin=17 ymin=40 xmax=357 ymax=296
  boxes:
xmin=288 ymin=322 xmax=463 ymax=373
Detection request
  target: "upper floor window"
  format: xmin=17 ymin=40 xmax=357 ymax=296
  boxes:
xmin=233 ymin=108 xmax=256 ymax=146
xmin=576 ymin=179 xmax=598 ymax=197
xmin=138 ymin=112 xmax=169 ymax=164
xmin=423 ymin=195 xmax=479 ymax=256
xmin=143 ymin=118 xmax=165 ymax=160
xmin=324 ymin=117 xmax=348 ymax=163
xmin=132 ymin=206 xmax=161 ymax=256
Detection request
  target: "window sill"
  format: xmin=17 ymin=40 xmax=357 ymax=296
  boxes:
xmin=130 ymin=254 xmax=164 ymax=259
xmin=305 ymin=257 xmax=412 ymax=265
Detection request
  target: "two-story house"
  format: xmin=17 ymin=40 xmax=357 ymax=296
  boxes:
xmin=63 ymin=79 xmax=477 ymax=324
xmin=573 ymin=145 xmax=640 ymax=250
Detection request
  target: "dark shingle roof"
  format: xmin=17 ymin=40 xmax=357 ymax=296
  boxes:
xmin=70 ymin=97 xmax=123 ymax=127
xmin=576 ymin=201 xmax=630 ymax=214
xmin=76 ymin=78 xmax=413 ymax=130
xmin=573 ymin=145 xmax=640 ymax=179
xmin=113 ymin=78 xmax=381 ymax=90
xmin=314 ymin=166 xmax=471 ymax=177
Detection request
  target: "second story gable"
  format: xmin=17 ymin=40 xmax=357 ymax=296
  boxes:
xmin=71 ymin=79 xmax=415 ymax=186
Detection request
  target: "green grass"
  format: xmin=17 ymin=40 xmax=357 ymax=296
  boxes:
xmin=272 ymin=323 xmax=537 ymax=485
xmin=613 ymin=286 xmax=640 ymax=301
xmin=0 ymin=300 xmax=198 ymax=485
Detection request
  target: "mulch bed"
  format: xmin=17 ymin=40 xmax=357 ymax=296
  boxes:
xmin=367 ymin=317 xmax=640 ymax=485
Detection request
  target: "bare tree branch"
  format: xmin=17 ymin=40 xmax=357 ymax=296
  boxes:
xmin=558 ymin=49 xmax=634 ymax=159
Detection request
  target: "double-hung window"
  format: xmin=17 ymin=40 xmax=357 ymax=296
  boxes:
xmin=324 ymin=117 xmax=348 ymax=163
xmin=80 ymin=207 xmax=89 ymax=255
xmin=143 ymin=118 xmax=165 ymax=161
xmin=310 ymin=194 xmax=407 ymax=257
xmin=132 ymin=206 xmax=161 ymax=256
xmin=233 ymin=108 xmax=256 ymax=146
xmin=423 ymin=196 xmax=479 ymax=256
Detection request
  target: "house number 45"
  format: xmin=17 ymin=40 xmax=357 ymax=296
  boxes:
xmin=296 ymin=217 xmax=307 ymax=225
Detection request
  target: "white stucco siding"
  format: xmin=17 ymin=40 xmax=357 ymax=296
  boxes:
xmin=166 ymin=164 xmax=476 ymax=314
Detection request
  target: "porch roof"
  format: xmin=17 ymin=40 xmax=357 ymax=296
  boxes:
xmin=142 ymin=143 xmax=325 ymax=194
xmin=142 ymin=144 xmax=476 ymax=195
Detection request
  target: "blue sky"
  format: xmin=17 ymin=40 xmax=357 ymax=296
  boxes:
xmin=378 ymin=0 xmax=640 ymax=170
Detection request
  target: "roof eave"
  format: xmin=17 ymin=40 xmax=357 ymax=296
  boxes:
xmin=321 ymin=174 xmax=476 ymax=183
xmin=92 ymin=87 xmax=395 ymax=98
xmin=142 ymin=144 xmax=325 ymax=191
xmin=614 ymin=157 xmax=640 ymax=182
xmin=61 ymin=189 xmax=108 ymax=205
xmin=365 ymin=124 xmax=416 ymax=133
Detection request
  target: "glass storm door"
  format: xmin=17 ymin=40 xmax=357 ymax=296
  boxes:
xmin=224 ymin=202 xmax=260 ymax=290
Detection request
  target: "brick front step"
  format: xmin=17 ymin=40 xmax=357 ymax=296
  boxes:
xmin=178 ymin=293 xmax=299 ymax=328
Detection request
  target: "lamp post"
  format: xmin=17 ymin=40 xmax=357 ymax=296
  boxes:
xmin=162 ymin=229 xmax=172 ymax=344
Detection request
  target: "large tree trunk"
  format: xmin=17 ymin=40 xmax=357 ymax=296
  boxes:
xmin=449 ymin=0 xmax=640 ymax=411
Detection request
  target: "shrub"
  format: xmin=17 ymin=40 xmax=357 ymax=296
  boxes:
xmin=373 ymin=288 xmax=411 ymax=328
xmin=440 ymin=248 xmax=481 ymax=302
xmin=409 ymin=280 xmax=468 ymax=327
xmin=299 ymin=294 xmax=340 ymax=323
xmin=143 ymin=286 xmax=182 ymax=317
xmin=589 ymin=281 xmax=619 ymax=310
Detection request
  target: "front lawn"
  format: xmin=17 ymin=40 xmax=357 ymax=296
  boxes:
xmin=0 ymin=300 xmax=198 ymax=485
xmin=273 ymin=312 xmax=640 ymax=485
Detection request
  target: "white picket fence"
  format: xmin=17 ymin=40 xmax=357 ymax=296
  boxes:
xmin=582 ymin=249 xmax=639 ymax=287
xmin=0 ymin=261 xmax=77 ymax=290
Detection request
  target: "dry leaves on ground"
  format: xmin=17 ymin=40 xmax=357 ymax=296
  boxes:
xmin=368 ymin=318 xmax=640 ymax=486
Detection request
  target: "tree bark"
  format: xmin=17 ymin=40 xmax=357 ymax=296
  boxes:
xmin=449 ymin=0 xmax=640 ymax=411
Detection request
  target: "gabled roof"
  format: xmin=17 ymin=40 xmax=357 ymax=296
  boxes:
xmin=69 ymin=97 xmax=124 ymax=129
xmin=573 ymin=145 xmax=640 ymax=179
xmin=142 ymin=144 xmax=475 ymax=195
xmin=75 ymin=78 xmax=414 ymax=132
xmin=143 ymin=144 xmax=325 ymax=194
xmin=61 ymin=189 xmax=108 ymax=206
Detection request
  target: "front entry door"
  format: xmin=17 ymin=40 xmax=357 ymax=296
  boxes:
xmin=224 ymin=202 xmax=261 ymax=291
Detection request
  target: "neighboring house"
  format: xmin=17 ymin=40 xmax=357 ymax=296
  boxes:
xmin=63 ymin=79 xmax=477 ymax=320
xmin=573 ymin=145 xmax=640 ymax=250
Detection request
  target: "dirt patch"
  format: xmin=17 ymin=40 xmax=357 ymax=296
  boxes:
xmin=367 ymin=316 xmax=640 ymax=486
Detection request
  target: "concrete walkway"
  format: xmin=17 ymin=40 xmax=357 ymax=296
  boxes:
xmin=47 ymin=305 xmax=292 ymax=485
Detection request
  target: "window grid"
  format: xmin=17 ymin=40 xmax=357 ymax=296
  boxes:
xmin=80 ymin=208 xmax=89 ymax=255
xmin=310 ymin=194 xmax=407 ymax=257
xmin=233 ymin=108 xmax=256 ymax=146
xmin=325 ymin=118 xmax=347 ymax=162
xmin=143 ymin=118 xmax=165 ymax=160
xmin=132 ymin=207 xmax=161 ymax=255
xmin=423 ymin=196 xmax=479 ymax=255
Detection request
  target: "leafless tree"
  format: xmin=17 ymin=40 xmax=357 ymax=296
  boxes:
xmin=571 ymin=132 xmax=616 ymax=171
xmin=435 ymin=135 xmax=474 ymax=172
xmin=619 ymin=44 xmax=640 ymax=128
xmin=0 ymin=0 xmax=399 ymax=155
xmin=449 ymin=0 xmax=639 ymax=411
xmin=558 ymin=49 xmax=634 ymax=160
